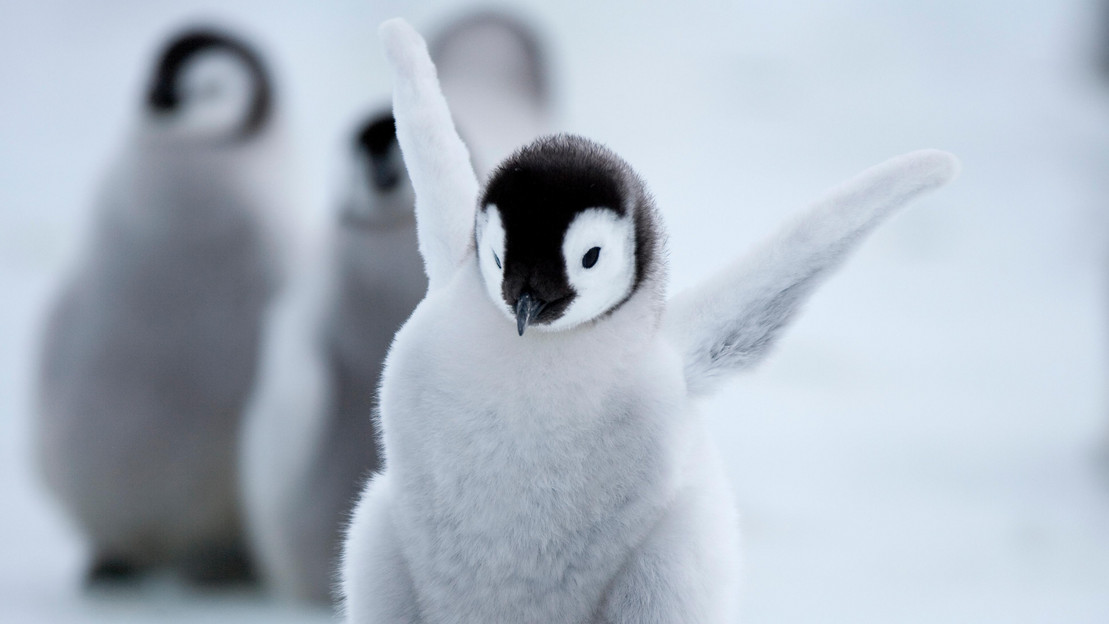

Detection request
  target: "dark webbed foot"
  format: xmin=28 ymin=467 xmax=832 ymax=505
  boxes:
xmin=179 ymin=543 xmax=257 ymax=587
xmin=84 ymin=557 xmax=144 ymax=587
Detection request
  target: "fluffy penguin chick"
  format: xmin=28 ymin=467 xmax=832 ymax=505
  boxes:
xmin=241 ymin=112 xmax=424 ymax=603
xmin=36 ymin=27 xmax=291 ymax=585
xmin=341 ymin=19 xmax=959 ymax=624
xmin=243 ymin=14 xmax=553 ymax=603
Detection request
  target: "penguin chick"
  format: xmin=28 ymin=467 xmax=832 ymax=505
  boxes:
xmin=240 ymin=111 xmax=425 ymax=603
xmin=340 ymin=19 xmax=959 ymax=624
xmin=36 ymin=26 xmax=291 ymax=586
xmin=146 ymin=29 xmax=272 ymax=142
xmin=242 ymin=12 xmax=554 ymax=604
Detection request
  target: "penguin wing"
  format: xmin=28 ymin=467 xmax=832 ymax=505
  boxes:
xmin=663 ymin=149 xmax=960 ymax=398
xmin=429 ymin=10 xmax=552 ymax=172
xmin=380 ymin=18 xmax=481 ymax=292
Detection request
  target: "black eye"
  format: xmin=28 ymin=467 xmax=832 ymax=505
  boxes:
xmin=582 ymin=247 xmax=601 ymax=269
xmin=492 ymin=250 xmax=502 ymax=269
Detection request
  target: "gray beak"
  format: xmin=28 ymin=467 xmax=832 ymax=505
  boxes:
xmin=515 ymin=291 xmax=546 ymax=336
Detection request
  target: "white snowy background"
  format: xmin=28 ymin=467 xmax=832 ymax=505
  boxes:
xmin=2 ymin=0 xmax=1108 ymax=622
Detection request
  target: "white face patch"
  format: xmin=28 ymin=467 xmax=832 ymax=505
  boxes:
xmin=546 ymin=208 xmax=636 ymax=331
xmin=165 ymin=50 xmax=254 ymax=139
xmin=475 ymin=204 xmax=637 ymax=332
xmin=476 ymin=204 xmax=509 ymax=317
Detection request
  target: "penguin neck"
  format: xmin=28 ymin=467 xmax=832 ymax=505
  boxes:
xmin=473 ymin=259 xmax=667 ymax=370
xmin=130 ymin=111 xmax=287 ymax=164
xmin=119 ymin=120 xmax=290 ymax=229
xmin=556 ymin=271 xmax=665 ymax=354
xmin=340 ymin=198 xmax=417 ymax=230
xmin=321 ymin=244 xmax=389 ymax=429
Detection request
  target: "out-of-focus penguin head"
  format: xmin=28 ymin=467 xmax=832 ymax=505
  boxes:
xmin=340 ymin=112 xmax=415 ymax=227
xmin=429 ymin=10 xmax=551 ymax=175
xmin=429 ymin=10 xmax=549 ymax=111
xmin=475 ymin=134 xmax=661 ymax=336
xmin=145 ymin=28 xmax=272 ymax=141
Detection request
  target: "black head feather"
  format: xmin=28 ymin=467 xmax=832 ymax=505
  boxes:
xmin=479 ymin=134 xmax=660 ymax=325
xmin=355 ymin=114 xmax=401 ymax=191
xmin=146 ymin=28 xmax=273 ymax=138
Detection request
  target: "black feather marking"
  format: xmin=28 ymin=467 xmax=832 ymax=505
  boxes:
xmin=146 ymin=28 xmax=273 ymax=138
xmin=355 ymin=113 xmax=401 ymax=191
xmin=479 ymin=134 xmax=660 ymax=324
xmin=356 ymin=114 xmax=398 ymax=157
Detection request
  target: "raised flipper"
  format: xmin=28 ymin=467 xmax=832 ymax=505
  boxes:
xmin=429 ymin=10 xmax=553 ymax=171
xmin=380 ymin=18 xmax=480 ymax=292
xmin=664 ymin=149 xmax=960 ymax=398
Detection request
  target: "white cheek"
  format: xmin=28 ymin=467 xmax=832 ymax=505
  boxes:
xmin=174 ymin=51 xmax=255 ymax=137
xmin=547 ymin=208 xmax=635 ymax=331
xmin=475 ymin=205 xmax=510 ymax=317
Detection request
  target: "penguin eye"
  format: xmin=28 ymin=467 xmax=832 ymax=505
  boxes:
xmin=492 ymin=250 xmax=502 ymax=269
xmin=582 ymin=246 xmax=601 ymax=269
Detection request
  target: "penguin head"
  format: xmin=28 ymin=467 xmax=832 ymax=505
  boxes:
xmin=340 ymin=112 xmax=414 ymax=227
xmin=429 ymin=10 xmax=549 ymax=111
xmin=145 ymin=28 xmax=272 ymax=141
xmin=475 ymin=135 xmax=661 ymax=336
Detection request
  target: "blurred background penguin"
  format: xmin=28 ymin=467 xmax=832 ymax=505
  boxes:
xmin=239 ymin=10 xmax=553 ymax=604
xmin=35 ymin=25 xmax=295 ymax=586
xmin=3 ymin=1 xmax=1108 ymax=623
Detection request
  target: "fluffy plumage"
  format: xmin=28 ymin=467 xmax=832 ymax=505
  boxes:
xmin=665 ymin=148 xmax=959 ymax=397
xmin=241 ymin=12 xmax=554 ymax=604
xmin=146 ymin=29 xmax=272 ymax=137
xmin=480 ymin=136 xmax=660 ymax=324
xmin=240 ymin=110 xmax=424 ymax=603
xmin=340 ymin=18 xmax=958 ymax=623
xmin=35 ymin=27 xmax=291 ymax=584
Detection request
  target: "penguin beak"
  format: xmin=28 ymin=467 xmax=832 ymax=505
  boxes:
xmin=515 ymin=291 xmax=547 ymax=337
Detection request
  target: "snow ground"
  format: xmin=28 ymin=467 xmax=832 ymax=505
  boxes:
xmin=2 ymin=0 xmax=1108 ymax=622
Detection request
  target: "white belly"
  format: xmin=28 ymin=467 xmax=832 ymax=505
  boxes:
xmin=378 ymin=267 xmax=690 ymax=622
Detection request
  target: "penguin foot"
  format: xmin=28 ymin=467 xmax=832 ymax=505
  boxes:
xmin=84 ymin=557 xmax=144 ymax=587
xmin=179 ymin=543 xmax=257 ymax=587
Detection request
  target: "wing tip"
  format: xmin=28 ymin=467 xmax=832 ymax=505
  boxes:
xmin=899 ymin=148 xmax=962 ymax=189
xmin=379 ymin=18 xmax=433 ymax=81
